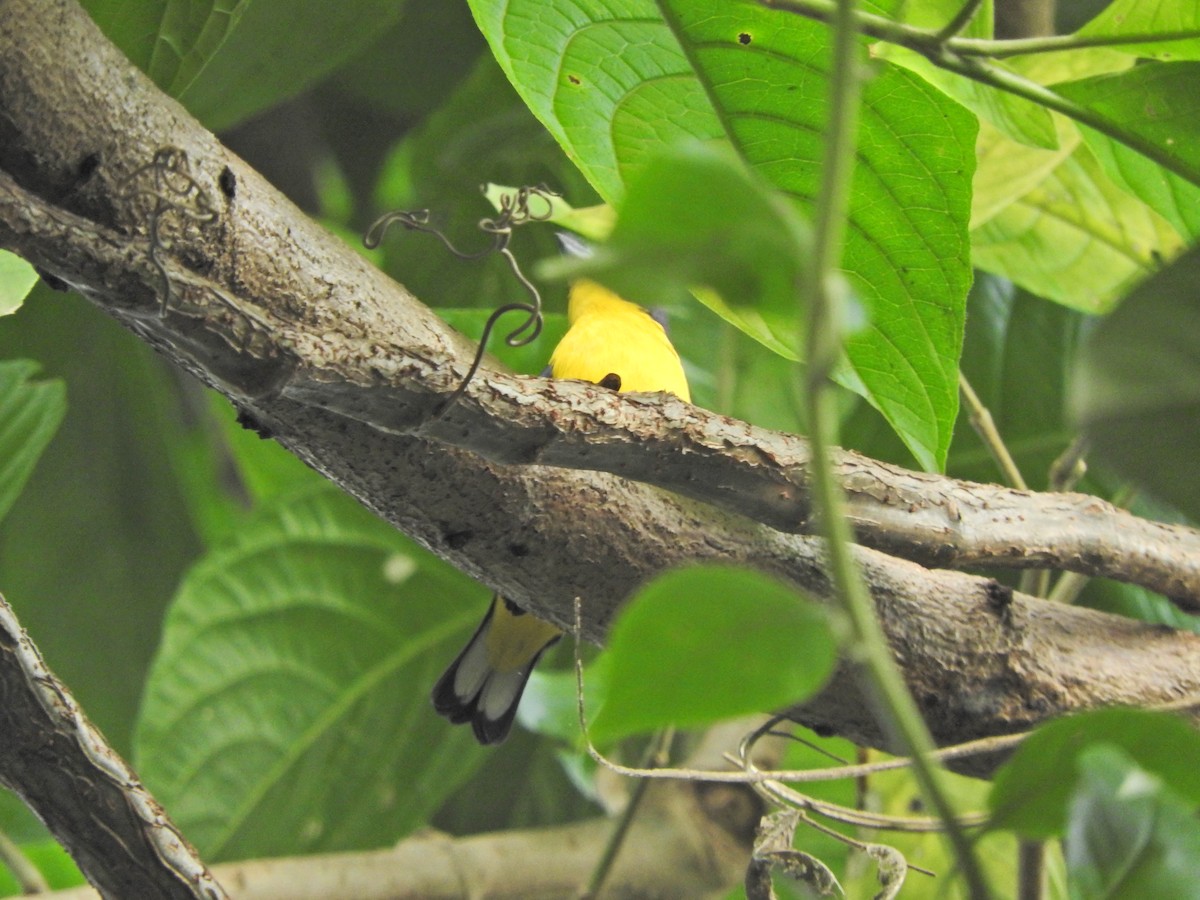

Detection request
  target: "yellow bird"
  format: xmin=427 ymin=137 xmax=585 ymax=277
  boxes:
xmin=431 ymin=233 xmax=691 ymax=744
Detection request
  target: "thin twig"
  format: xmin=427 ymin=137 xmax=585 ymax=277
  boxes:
xmin=759 ymin=0 xmax=1200 ymax=185
xmin=363 ymin=185 xmax=559 ymax=414
xmin=959 ymin=372 xmax=1028 ymax=491
xmin=936 ymin=0 xmax=987 ymax=42
xmin=581 ymin=728 xmax=675 ymax=899
xmin=1048 ymin=437 xmax=1088 ymax=492
xmin=0 ymin=830 xmax=50 ymax=893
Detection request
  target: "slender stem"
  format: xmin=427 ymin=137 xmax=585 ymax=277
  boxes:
xmin=936 ymin=0 xmax=987 ymax=42
xmin=759 ymin=0 xmax=1200 ymax=186
xmin=1048 ymin=436 xmax=1088 ymax=492
xmin=762 ymin=0 xmax=1200 ymax=57
xmin=959 ymin=372 xmax=1028 ymax=491
xmin=1017 ymin=839 xmax=1046 ymax=900
xmin=957 ymin=371 xmax=1043 ymax=595
xmin=0 ymin=831 xmax=50 ymax=893
xmin=799 ymin=0 xmax=992 ymax=897
xmin=951 ymin=29 xmax=1200 ymax=58
xmin=715 ymin=320 xmax=738 ymax=415
xmin=582 ymin=728 xmax=675 ymax=899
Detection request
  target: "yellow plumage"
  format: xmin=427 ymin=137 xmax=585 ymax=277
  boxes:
xmin=431 ymin=255 xmax=691 ymax=745
xmin=550 ymin=279 xmax=691 ymax=401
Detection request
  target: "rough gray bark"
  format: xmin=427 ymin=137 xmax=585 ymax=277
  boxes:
xmin=0 ymin=594 xmax=227 ymax=899
xmin=2 ymin=0 xmax=1200 ymax=891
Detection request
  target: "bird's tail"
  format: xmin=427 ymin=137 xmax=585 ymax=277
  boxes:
xmin=431 ymin=594 xmax=562 ymax=745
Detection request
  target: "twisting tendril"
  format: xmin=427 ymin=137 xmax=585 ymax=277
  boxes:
xmin=365 ymin=184 xmax=560 ymax=414
xmin=116 ymin=148 xmax=218 ymax=315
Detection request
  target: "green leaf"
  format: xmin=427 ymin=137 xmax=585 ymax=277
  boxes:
xmin=972 ymin=141 xmax=1180 ymax=313
xmin=470 ymin=0 xmax=976 ymax=471
xmin=0 ymin=361 xmax=65 ymax=527
xmin=83 ymin=1 xmax=411 ymax=131
xmin=1078 ymin=128 xmax=1200 ymax=241
xmin=1056 ymin=62 xmax=1200 ymax=189
xmin=590 ymin=564 xmax=835 ymax=745
xmin=81 ymin=0 xmax=248 ymax=93
xmin=1078 ymin=0 xmax=1200 ymax=62
xmin=146 ymin=0 xmax=249 ymax=99
xmin=1066 ymin=745 xmax=1200 ymax=898
xmin=0 ymin=251 xmax=39 ymax=317
xmin=134 ymin=485 xmax=489 ymax=859
xmin=540 ymin=142 xmax=814 ymax=362
xmin=878 ymin=46 xmax=1057 ymax=149
xmin=1079 ymin=578 xmax=1200 ymax=637
xmin=972 ymin=116 xmax=1080 ymax=230
xmin=1071 ymin=244 xmax=1200 ymax=519
xmin=989 ymin=708 xmax=1200 ymax=838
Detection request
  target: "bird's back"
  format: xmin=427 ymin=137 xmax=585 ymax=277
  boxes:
xmin=550 ymin=279 xmax=690 ymax=401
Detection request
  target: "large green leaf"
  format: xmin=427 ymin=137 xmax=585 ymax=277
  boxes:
xmin=1056 ymin=62 xmax=1200 ymax=189
xmin=972 ymin=141 xmax=1180 ymax=313
xmin=470 ymin=0 xmax=976 ymax=471
xmin=590 ymin=564 xmax=835 ymax=745
xmin=878 ymin=47 xmax=1057 ymax=150
xmin=1066 ymin=746 xmax=1200 ymax=898
xmin=0 ymin=360 xmax=64 ymax=527
xmin=1078 ymin=128 xmax=1200 ymax=242
xmin=541 ymin=143 xmax=814 ymax=362
xmin=1077 ymin=0 xmax=1200 ymax=62
xmin=134 ymin=486 xmax=488 ymax=859
xmin=989 ymin=709 xmax=1200 ymax=838
xmin=1071 ymin=243 xmax=1200 ymax=519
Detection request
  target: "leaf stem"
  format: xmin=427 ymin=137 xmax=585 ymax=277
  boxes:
xmin=936 ymin=0 xmax=987 ymax=42
xmin=949 ymin=29 xmax=1200 ymax=58
xmin=959 ymin=372 xmax=1028 ymax=491
xmin=800 ymin=0 xmax=992 ymax=896
xmin=759 ymin=0 xmax=1200 ymax=186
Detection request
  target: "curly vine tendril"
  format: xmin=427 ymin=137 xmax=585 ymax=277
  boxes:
xmin=364 ymin=185 xmax=560 ymax=415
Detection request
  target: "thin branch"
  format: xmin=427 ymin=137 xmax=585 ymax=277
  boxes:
xmin=582 ymin=728 xmax=675 ymax=899
xmin=0 ymin=830 xmax=50 ymax=893
xmin=950 ymin=29 xmax=1200 ymax=58
xmin=959 ymin=372 xmax=1029 ymax=491
xmin=936 ymin=0 xmax=988 ymax=42
xmin=803 ymin=1 xmax=988 ymax=890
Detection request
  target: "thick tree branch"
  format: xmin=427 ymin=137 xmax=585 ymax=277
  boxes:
xmin=3 ymin=138 xmax=1199 ymax=614
xmin=3 ymin=0 xmax=1200 ymax=767
xmin=0 ymin=594 xmax=227 ymax=899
